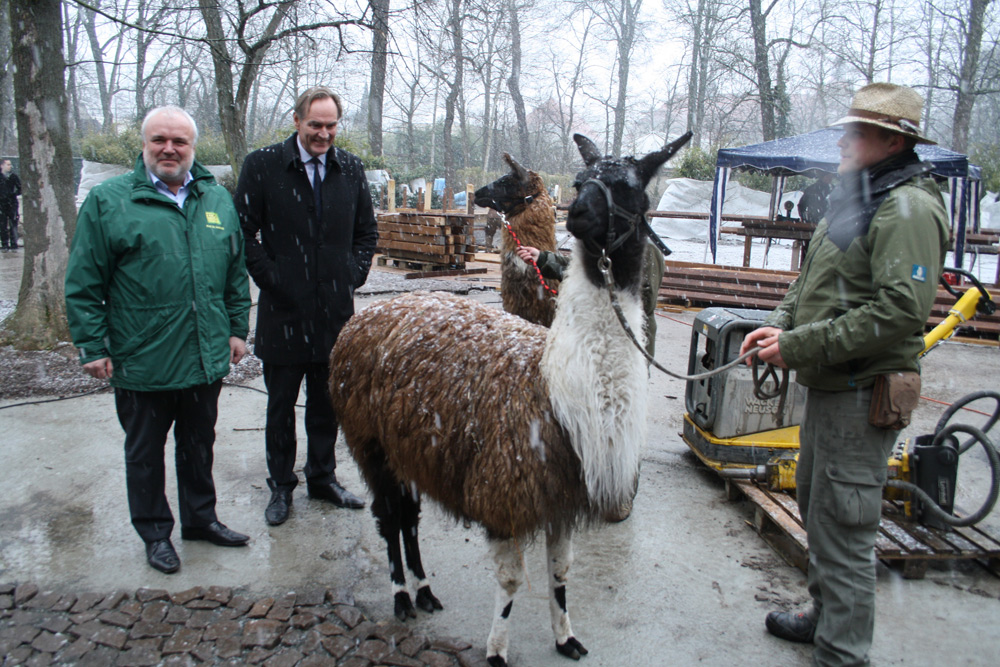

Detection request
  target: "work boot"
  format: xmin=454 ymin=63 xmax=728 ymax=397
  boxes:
xmin=765 ymin=609 xmax=816 ymax=644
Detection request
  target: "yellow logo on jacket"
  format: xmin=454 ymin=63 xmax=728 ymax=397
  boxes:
xmin=205 ymin=211 xmax=224 ymax=230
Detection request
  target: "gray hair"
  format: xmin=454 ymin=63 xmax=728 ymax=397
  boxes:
xmin=141 ymin=106 xmax=199 ymax=144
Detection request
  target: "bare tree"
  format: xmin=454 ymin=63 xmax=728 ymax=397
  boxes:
xmin=0 ymin=0 xmax=16 ymax=152
xmin=2 ymin=0 xmax=77 ymax=348
xmin=132 ymin=0 xmax=173 ymax=123
xmin=575 ymin=0 xmax=646 ymax=156
xmin=82 ymin=0 xmax=127 ymax=131
xmin=948 ymin=0 xmax=995 ymax=152
xmin=824 ymin=0 xmax=911 ymax=84
xmin=368 ymin=0 xmax=391 ymax=156
xmin=197 ymin=0 xmax=369 ymax=174
xmin=507 ymin=0 xmax=531 ymax=163
xmin=668 ymin=0 xmax=739 ymax=148
xmin=465 ymin=0 xmax=512 ymax=171
xmin=545 ymin=15 xmax=593 ymax=172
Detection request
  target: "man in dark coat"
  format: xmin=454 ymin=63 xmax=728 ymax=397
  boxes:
xmin=0 ymin=159 xmax=21 ymax=252
xmin=797 ymin=172 xmax=835 ymax=224
xmin=235 ymin=87 xmax=378 ymax=526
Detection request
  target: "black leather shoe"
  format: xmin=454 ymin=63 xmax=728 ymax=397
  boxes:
xmin=308 ymin=480 xmax=365 ymax=509
xmin=266 ymin=489 xmax=292 ymax=526
xmin=181 ymin=521 xmax=249 ymax=546
xmin=766 ymin=610 xmax=816 ymax=644
xmin=145 ymin=539 xmax=180 ymax=574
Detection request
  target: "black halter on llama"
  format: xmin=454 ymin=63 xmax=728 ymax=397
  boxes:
xmin=328 ymin=131 xmax=691 ymax=667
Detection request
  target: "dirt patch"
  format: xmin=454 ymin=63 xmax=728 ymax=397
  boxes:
xmin=0 ymin=341 xmax=263 ymax=400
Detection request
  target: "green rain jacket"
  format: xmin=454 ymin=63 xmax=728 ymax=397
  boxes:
xmin=65 ymin=156 xmax=251 ymax=391
xmin=766 ymin=152 xmax=949 ymax=391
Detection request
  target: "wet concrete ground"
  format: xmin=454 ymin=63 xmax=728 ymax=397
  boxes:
xmin=3 ymin=247 xmax=1000 ymax=665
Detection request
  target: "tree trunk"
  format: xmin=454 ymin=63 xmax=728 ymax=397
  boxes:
xmin=749 ymin=0 xmax=775 ymax=141
xmin=367 ymin=0 xmax=390 ymax=157
xmin=443 ymin=0 xmax=464 ymax=187
xmin=507 ymin=0 xmax=530 ymax=163
xmin=0 ymin=0 xmax=13 ymax=152
xmin=62 ymin=3 xmax=83 ymax=139
xmin=199 ymin=0 xmax=247 ymax=175
xmin=612 ymin=36 xmax=632 ymax=156
xmin=2 ymin=0 xmax=76 ymax=349
xmin=951 ymin=0 xmax=990 ymax=153
xmin=83 ymin=4 xmax=114 ymax=132
xmin=686 ymin=0 xmax=705 ymax=149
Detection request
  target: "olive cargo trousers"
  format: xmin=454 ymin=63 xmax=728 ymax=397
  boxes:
xmin=796 ymin=387 xmax=896 ymax=667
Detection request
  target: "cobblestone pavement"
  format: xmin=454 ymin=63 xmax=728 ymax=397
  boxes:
xmin=0 ymin=582 xmax=490 ymax=666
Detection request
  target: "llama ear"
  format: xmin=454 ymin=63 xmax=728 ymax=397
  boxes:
xmin=503 ymin=153 xmax=530 ymax=183
xmin=636 ymin=130 xmax=694 ymax=184
xmin=573 ymin=134 xmax=602 ymax=166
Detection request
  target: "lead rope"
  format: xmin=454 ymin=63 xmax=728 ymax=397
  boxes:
xmin=597 ymin=253 xmax=785 ymax=396
xmin=494 ymin=205 xmax=559 ymax=297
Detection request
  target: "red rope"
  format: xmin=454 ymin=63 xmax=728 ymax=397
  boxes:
xmin=500 ymin=216 xmax=558 ymax=296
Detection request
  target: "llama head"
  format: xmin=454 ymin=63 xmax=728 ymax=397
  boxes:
xmin=474 ymin=153 xmax=547 ymax=215
xmin=567 ymin=132 xmax=692 ymax=288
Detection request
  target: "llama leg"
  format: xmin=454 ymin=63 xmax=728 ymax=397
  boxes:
xmin=371 ymin=476 xmax=415 ymax=621
xmin=547 ymin=530 xmax=588 ymax=660
xmin=486 ymin=539 xmax=524 ymax=667
xmin=400 ymin=485 xmax=442 ymax=613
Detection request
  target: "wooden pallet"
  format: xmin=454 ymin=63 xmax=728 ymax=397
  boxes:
xmin=727 ymin=479 xmax=1000 ymax=579
xmin=659 ymin=261 xmax=1000 ymax=338
xmin=377 ymin=210 xmax=474 ymax=269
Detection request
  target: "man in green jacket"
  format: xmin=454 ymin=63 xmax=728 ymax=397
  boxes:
xmin=65 ymin=106 xmax=252 ymax=575
xmin=740 ymin=84 xmax=949 ymax=665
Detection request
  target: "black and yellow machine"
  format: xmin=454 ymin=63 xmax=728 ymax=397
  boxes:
xmin=682 ymin=268 xmax=1000 ymax=529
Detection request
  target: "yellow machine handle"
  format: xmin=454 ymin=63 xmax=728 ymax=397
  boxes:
xmin=921 ymin=286 xmax=985 ymax=356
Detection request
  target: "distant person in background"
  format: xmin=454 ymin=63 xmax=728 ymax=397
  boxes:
xmin=0 ymin=159 xmax=21 ymax=252
xmin=797 ymin=172 xmax=835 ymax=224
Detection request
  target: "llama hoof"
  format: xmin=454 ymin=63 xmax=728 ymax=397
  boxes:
xmin=486 ymin=655 xmax=507 ymax=667
xmin=415 ymin=585 xmax=443 ymax=612
xmin=556 ymin=636 xmax=588 ymax=660
xmin=393 ymin=591 xmax=417 ymax=621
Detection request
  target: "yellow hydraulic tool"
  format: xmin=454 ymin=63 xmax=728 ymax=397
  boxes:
xmin=684 ymin=267 xmax=1000 ymax=528
xmin=922 ymin=271 xmax=995 ymax=355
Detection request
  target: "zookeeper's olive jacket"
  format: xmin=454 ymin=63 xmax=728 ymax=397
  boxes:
xmin=766 ymin=151 xmax=950 ymax=391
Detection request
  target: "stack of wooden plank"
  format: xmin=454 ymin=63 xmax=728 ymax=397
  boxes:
xmin=376 ymin=209 xmax=475 ymax=270
xmin=659 ymin=260 xmax=1000 ymax=338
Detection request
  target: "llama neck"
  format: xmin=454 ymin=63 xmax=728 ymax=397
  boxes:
xmin=540 ymin=243 xmax=648 ymax=510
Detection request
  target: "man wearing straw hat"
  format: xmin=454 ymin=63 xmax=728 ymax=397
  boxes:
xmin=740 ymin=83 xmax=949 ymax=665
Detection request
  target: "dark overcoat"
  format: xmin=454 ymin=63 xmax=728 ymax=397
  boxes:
xmin=235 ymin=134 xmax=378 ymax=365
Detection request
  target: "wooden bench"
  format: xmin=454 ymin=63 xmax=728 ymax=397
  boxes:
xmin=720 ymin=217 xmax=817 ymax=269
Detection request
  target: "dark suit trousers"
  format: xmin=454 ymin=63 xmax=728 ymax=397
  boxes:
xmin=263 ymin=362 xmax=337 ymax=491
xmin=114 ymin=381 xmax=222 ymax=543
xmin=0 ymin=212 xmax=15 ymax=249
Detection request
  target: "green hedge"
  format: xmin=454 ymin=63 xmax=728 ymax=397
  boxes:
xmin=79 ymin=129 xmax=236 ymax=167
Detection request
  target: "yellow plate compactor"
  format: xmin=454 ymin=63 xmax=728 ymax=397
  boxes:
xmin=681 ymin=269 xmax=999 ymax=529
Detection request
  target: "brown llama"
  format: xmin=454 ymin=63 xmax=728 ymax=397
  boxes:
xmin=329 ymin=131 xmax=692 ymax=666
xmin=474 ymin=153 xmax=559 ymax=327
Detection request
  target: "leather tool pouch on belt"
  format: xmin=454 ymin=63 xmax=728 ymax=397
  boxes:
xmin=868 ymin=372 xmax=921 ymax=430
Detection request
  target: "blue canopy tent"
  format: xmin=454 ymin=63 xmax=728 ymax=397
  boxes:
xmin=708 ymin=128 xmax=983 ymax=267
